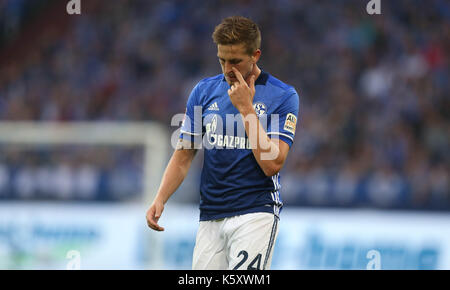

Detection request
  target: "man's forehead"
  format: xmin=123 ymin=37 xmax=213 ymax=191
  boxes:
xmin=217 ymin=44 xmax=247 ymax=57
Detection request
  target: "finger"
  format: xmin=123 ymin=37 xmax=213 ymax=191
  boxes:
xmin=155 ymin=205 xmax=162 ymax=219
xmin=247 ymin=74 xmax=256 ymax=90
xmin=146 ymin=208 xmax=164 ymax=231
xmin=153 ymin=205 xmax=165 ymax=230
xmin=152 ymin=221 xmax=165 ymax=231
xmin=231 ymin=67 xmax=246 ymax=85
xmin=149 ymin=216 xmax=164 ymax=231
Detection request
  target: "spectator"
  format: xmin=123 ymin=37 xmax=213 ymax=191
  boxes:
xmin=0 ymin=0 xmax=448 ymax=210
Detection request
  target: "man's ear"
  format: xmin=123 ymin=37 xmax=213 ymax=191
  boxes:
xmin=252 ymin=49 xmax=261 ymax=63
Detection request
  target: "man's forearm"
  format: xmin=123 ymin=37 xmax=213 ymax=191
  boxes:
xmin=154 ymin=148 xmax=195 ymax=204
xmin=240 ymin=107 xmax=283 ymax=176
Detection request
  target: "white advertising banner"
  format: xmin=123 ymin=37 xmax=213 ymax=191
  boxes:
xmin=156 ymin=206 xmax=450 ymax=270
xmin=272 ymin=209 xmax=450 ymax=270
xmin=0 ymin=202 xmax=145 ymax=269
xmin=0 ymin=203 xmax=449 ymax=269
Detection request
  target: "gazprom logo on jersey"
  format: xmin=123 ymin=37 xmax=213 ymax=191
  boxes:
xmin=172 ymin=106 xmax=281 ymax=153
xmin=204 ymin=114 xmax=254 ymax=150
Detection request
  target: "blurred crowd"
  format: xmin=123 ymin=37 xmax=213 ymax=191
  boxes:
xmin=0 ymin=145 xmax=143 ymax=201
xmin=0 ymin=0 xmax=448 ymax=210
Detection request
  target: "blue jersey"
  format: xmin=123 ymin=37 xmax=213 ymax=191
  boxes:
xmin=180 ymin=71 xmax=300 ymax=221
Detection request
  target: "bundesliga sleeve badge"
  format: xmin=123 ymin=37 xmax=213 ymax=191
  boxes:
xmin=283 ymin=113 xmax=297 ymax=134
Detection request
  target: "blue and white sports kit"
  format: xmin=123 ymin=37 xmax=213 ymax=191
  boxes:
xmin=180 ymin=70 xmax=300 ymax=269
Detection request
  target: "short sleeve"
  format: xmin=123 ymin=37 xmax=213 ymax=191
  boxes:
xmin=179 ymin=83 xmax=203 ymax=144
xmin=267 ymin=89 xmax=300 ymax=147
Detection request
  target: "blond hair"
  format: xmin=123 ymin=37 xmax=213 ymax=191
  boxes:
xmin=212 ymin=16 xmax=261 ymax=55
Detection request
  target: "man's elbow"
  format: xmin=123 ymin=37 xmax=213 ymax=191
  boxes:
xmin=262 ymin=163 xmax=282 ymax=177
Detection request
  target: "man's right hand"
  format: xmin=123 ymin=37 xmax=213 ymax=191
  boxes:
xmin=146 ymin=200 xmax=165 ymax=231
xmin=145 ymin=144 xmax=198 ymax=232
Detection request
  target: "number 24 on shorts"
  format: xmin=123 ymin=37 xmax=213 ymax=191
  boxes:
xmin=233 ymin=250 xmax=263 ymax=270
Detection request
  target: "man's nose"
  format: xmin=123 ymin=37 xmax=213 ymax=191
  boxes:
xmin=224 ymin=62 xmax=235 ymax=74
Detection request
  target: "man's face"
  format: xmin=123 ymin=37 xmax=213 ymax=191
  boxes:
xmin=217 ymin=43 xmax=260 ymax=86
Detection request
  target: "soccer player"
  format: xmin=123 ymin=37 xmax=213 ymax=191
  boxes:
xmin=146 ymin=16 xmax=300 ymax=270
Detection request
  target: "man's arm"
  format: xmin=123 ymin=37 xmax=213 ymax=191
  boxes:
xmin=146 ymin=139 xmax=197 ymax=231
xmin=240 ymin=106 xmax=291 ymax=176
xmin=228 ymin=67 xmax=290 ymax=176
